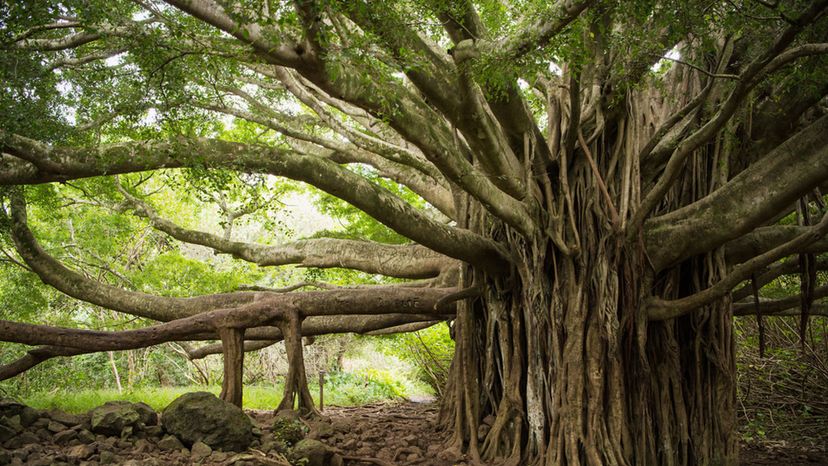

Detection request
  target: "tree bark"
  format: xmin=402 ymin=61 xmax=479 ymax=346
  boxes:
xmin=276 ymin=311 xmax=317 ymax=416
xmin=218 ymin=327 xmax=245 ymax=408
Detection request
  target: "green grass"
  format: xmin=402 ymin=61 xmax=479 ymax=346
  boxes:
xmin=23 ymin=385 xmax=225 ymax=413
xmin=20 ymin=373 xmax=427 ymax=413
xmin=22 ymin=385 xmax=295 ymax=413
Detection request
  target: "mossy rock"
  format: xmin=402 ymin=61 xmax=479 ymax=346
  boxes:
xmin=271 ymin=414 xmax=305 ymax=446
xmin=289 ymin=439 xmax=330 ymax=466
xmin=162 ymin=392 xmax=253 ymax=452
xmin=90 ymin=401 xmax=156 ymax=436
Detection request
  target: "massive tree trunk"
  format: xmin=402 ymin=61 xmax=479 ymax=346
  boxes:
xmin=2 ymin=1 xmax=826 ymax=465
xmin=440 ymin=77 xmax=739 ymax=464
xmin=441 ymin=212 xmax=737 ymax=466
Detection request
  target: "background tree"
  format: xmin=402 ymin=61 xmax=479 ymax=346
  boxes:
xmin=1 ymin=0 xmax=827 ymax=465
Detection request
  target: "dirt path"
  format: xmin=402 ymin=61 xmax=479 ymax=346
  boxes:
xmin=256 ymin=401 xmax=828 ymax=465
xmin=251 ymin=400 xmax=458 ymax=466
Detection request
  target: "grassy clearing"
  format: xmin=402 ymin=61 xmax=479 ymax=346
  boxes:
xmin=21 ymin=370 xmax=432 ymax=413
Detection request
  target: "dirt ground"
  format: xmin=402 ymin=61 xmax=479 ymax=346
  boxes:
xmin=4 ymin=400 xmax=827 ymax=465
xmin=264 ymin=401 xmax=828 ymax=466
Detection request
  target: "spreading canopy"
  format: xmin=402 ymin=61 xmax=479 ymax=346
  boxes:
xmin=1 ymin=0 xmax=827 ymax=463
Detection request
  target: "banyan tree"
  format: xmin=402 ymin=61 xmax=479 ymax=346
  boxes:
xmin=1 ymin=0 xmax=827 ymax=464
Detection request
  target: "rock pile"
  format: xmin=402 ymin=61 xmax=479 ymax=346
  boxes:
xmin=0 ymin=395 xmax=341 ymax=465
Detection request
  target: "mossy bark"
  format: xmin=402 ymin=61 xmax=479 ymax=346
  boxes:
xmin=219 ymin=327 xmax=245 ymax=408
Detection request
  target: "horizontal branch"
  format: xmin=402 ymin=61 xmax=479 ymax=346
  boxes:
xmin=733 ymin=286 xmax=828 ymax=316
xmin=725 ymin=225 xmax=828 ymax=265
xmin=732 ymin=257 xmax=828 ymax=302
xmin=186 ymin=317 xmax=442 ymax=360
xmin=118 ymin=187 xmax=455 ymax=278
xmin=187 ymin=340 xmax=276 ymax=360
xmin=646 ymin=114 xmax=828 ymax=270
xmin=735 ymin=307 xmax=828 ymax=317
xmin=647 ymin=212 xmax=828 ymax=320
xmin=0 ymin=313 xmax=448 ymax=379
xmin=485 ymin=0 xmax=593 ymax=60
xmin=0 ymin=135 xmax=510 ymax=273
xmin=0 ymin=346 xmax=85 ymax=381
xmin=8 ymin=193 xmax=256 ymax=321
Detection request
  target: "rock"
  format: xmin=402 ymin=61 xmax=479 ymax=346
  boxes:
xmin=362 ymin=429 xmax=382 ymax=442
xmin=78 ymin=429 xmax=96 ymax=444
xmin=158 ymin=434 xmax=185 ymax=451
xmin=271 ymin=415 xmax=305 ymax=446
xmin=134 ymin=438 xmax=152 ymax=453
xmin=4 ymin=431 xmax=39 ymax=449
xmin=66 ymin=444 xmax=95 ymax=461
xmin=144 ymin=425 xmax=163 ymax=437
xmin=161 ymin=392 xmax=253 ymax=452
xmin=116 ymin=438 xmax=133 ymax=449
xmin=0 ymin=400 xmax=40 ymax=428
xmin=98 ymin=450 xmax=116 ymax=464
xmin=0 ymin=416 xmax=22 ymax=444
xmin=341 ymin=438 xmax=357 ymax=450
xmin=307 ymin=420 xmax=335 ymax=439
xmin=0 ymin=450 xmax=9 ymax=465
xmin=53 ymin=429 xmax=78 ymax=445
xmin=191 ymin=441 xmax=212 ymax=461
xmin=274 ymin=409 xmax=300 ymax=421
xmin=289 ymin=439 xmax=330 ymax=466
xmin=31 ymin=418 xmax=49 ymax=429
xmin=330 ymin=419 xmax=350 ymax=434
xmin=47 ymin=420 xmax=68 ymax=433
xmin=47 ymin=410 xmax=84 ymax=427
xmin=330 ymin=453 xmax=345 ymax=466
xmin=98 ymin=437 xmax=117 ymax=451
xmin=210 ymin=451 xmax=229 ymax=462
xmin=259 ymin=436 xmax=287 ymax=454
xmin=89 ymin=401 xmax=154 ymax=436
xmin=130 ymin=402 xmax=158 ymax=426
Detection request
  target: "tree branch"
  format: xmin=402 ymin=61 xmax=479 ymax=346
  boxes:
xmin=732 ymin=257 xmax=828 ymax=301
xmin=0 ymin=135 xmax=510 ymax=273
xmin=484 ymin=0 xmax=594 ymax=60
xmin=646 ymin=114 xmax=828 ymax=270
xmin=647 ymin=212 xmax=828 ymax=320
xmin=117 ymin=184 xmax=455 ymax=278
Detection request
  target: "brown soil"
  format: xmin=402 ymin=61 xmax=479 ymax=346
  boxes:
xmin=269 ymin=401 xmax=828 ymax=466
xmin=277 ymin=401 xmax=457 ymax=466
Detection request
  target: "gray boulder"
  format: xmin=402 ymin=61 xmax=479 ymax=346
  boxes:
xmin=158 ymin=434 xmax=185 ymax=451
xmin=90 ymin=401 xmax=156 ymax=436
xmin=0 ymin=400 xmax=40 ymax=427
xmin=161 ymin=392 xmax=253 ymax=452
xmin=289 ymin=439 xmax=330 ymax=466
xmin=0 ymin=415 xmax=23 ymax=443
xmin=46 ymin=410 xmax=85 ymax=427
